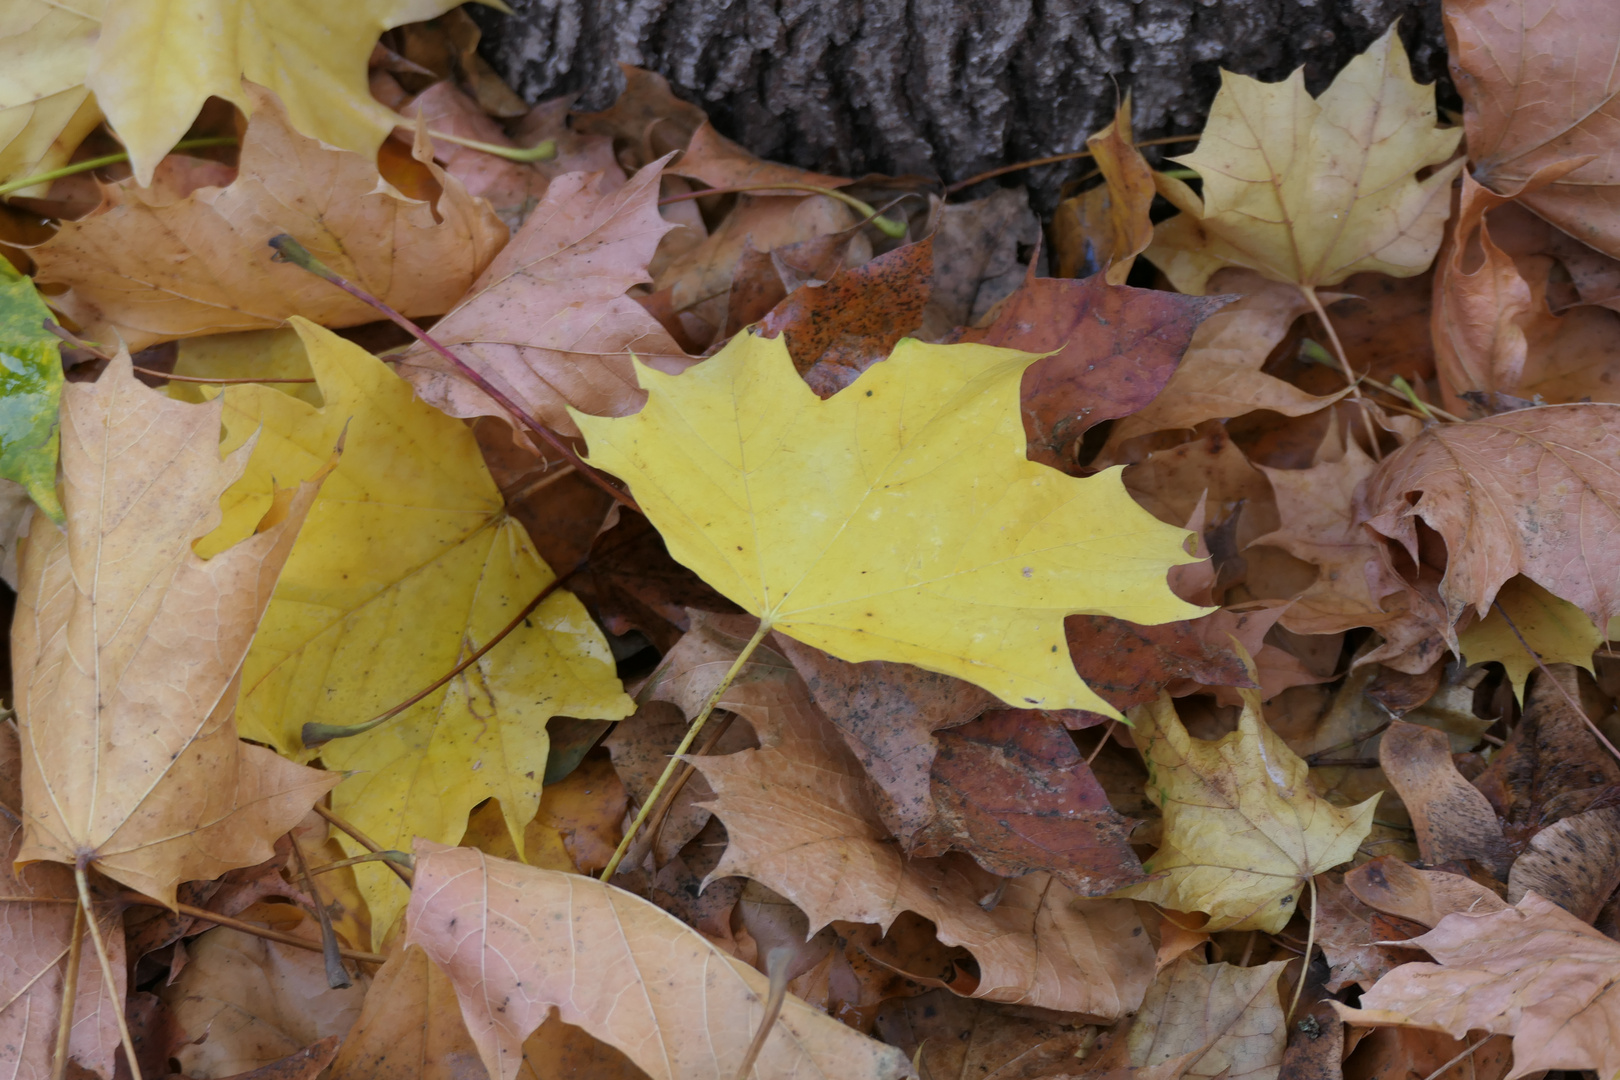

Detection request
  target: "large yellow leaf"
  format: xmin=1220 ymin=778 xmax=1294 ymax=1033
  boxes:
xmin=201 ymin=318 xmax=633 ymax=941
xmin=13 ymin=352 xmax=338 ymax=904
xmin=1145 ymin=23 xmax=1463 ymax=295
xmin=571 ymin=331 xmax=1203 ymax=714
xmin=0 ymin=0 xmax=465 ymax=189
xmin=1115 ymin=689 xmax=1379 ymax=932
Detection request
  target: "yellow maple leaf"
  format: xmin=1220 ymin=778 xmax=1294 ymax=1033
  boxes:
xmin=0 ymin=0 xmax=465 ymax=189
xmin=199 ymin=317 xmax=632 ymax=942
xmin=571 ymin=330 xmax=1203 ymax=715
xmin=1115 ymin=689 xmax=1378 ymax=932
xmin=1145 ymin=22 xmax=1463 ymax=297
xmin=1459 ymin=575 xmax=1601 ymax=703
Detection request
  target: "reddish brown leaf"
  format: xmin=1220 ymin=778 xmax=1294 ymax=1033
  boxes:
xmin=671 ymin=120 xmax=850 ymax=193
xmin=956 ymin=272 xmax=1223 ymax=471
xmin=1063 ymin=610 xmax=1260 ymax=713
xmin=757 ymin=239 xmax=934 ymax=397
xmin=910 ymin=709 xmax=1145 ymax=895
xmin=570 ymin=64 xmax=707 ymax=168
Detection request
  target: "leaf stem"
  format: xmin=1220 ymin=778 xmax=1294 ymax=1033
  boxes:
xmin=419 ymin=129 xmax=556 ymax=162
xmin=288 ymin=831 xmax=352 ymax=990
xmin=645 ymin=710 xmax=739 ymax=862
xmin=74 ymin=865 xmax=141 ymax=1080
xmin=1417 ymin=1035 xmax=1490 ymax=1080
xmin=942 ymin=134 xmax=1202 ymax=194
xmin=600 ymin=617 xmax=774 ymax=880
xmin=314 ymin=805 xmax=415 ymax=888
xmin=1286 ymin=874 xmax=1318 ymax=1021
xmin=1491 ymin=599 xmax=1620 ymax=765
xmin=1299 ymin=285 xmax=1383 ymax=460
xmin=0 ymin=137 xmax=239 ymax=198
xmin=731 ymin=946 xmax=795 ymax=1080
xmin=49 ymin=901 xmax=85 ymax=1080
xmin=110 ymin=892 xmax=388 ymax=964
xmin=307 ymin=850 xmax=415 ymax=876
xmin=266 ymin=234 xmax=638 ymax=513
xmin=657 ymin=183 xmax=907 ymax=238
xmin=302 ymin=573 xmax=567 ymax=748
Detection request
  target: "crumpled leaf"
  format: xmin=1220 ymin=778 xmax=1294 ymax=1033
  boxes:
xmin=399 ymin=159 xmax=693 ymax=441
xmin=1363 ymin=403 xmax=1620 ymax=633
xmin=1459 ymin=575 xmax=1602 ymax=702
xmin=1052 ymin=97 xmax=1156 ymax=284
xmin=690 ymin=656 xmax=1156 ymax=1016
xmin=1145 ymin=23 xmax=1463 ymax=295
xmin=1115 ymin=690 xmax=1379 ymax=932
xmin=406 ymin=842 xmax=912 ymax=1080
xmin=1447 ymin=0 xmax=1620 ymax=259
xmin=13 ymin=351 xmax=337 ymax=903
xmin=200 ymin=318 xmax=632 ymax=941
xmin=957 ymin=268 xmax=1221 ymax=472
xmin=0 ymin=257 xmax=63 ymax=521
xmin=573 ymin=329 xmax=1203 ymax=714
xmin=1127 ymin=956 xmax=1288 ymax=1080
xmin=31 ymin=86 xmax=506 ymax=353
xmin=0 ymin=723 xmax=125 ymax=1080
xmin=909 ymin=708 xmax=1146 ymax=895
xmin=162 ymin=903 xmax=369 ymax=1078
xmin=1337 ymin=892 xmax=1620 ymax=1078
xmin=1103 ymin=276 xmax=1348 ymax=455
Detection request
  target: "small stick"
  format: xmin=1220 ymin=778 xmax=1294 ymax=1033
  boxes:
xmin=314 ymin=805 xmax=415 ymax=888
xmin=288 ymin=831 xmax=352 ymax=989
xmin=307 ymin=850 xmax=414 ymax=877
xmin=74 ymin=865 xmax=141 ymax=1080
xmin=943 ymin=134 xmax=1202 ymax=194
xmin=303 ymin=575 xmax=566 ymax=748
xmin=1286 ymin=875 xmax=1319 ymax=1020
xmin=602 ymin=618 xmax=774 ymax=879
xmin=267 ymin=234 xmax=638 ymax=513
xmin=133 ymin=366 xmax=317 ymax=385
xmin=1417 ymin=1035 xmax=1491 ymax=1080
xmin=646 ymin=711 xmax=739 ymax=860
xmin=98 ymin=892 xmax=387 ymax=964
xmin=1492 ymin=600 xmax=1620 ymax=765
xmin=1305 ymin=721 xmax=1392 ymax=762
xmin=1085 ymin=720 xmax=1119 ymax=765
xmin=49 ymin=902 xmax=85 ymax=1080
xmin=731 ymin=947 xmax=796 ymax=1080
xmin=1299 ymin=286 xmax=1383 ymax=460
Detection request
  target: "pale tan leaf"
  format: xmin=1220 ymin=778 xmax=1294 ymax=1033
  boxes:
xmin=1379 ymin=721 xmax=1512 ymax=877
xmin=1127 ymin=957 xmax=1288 ymax=1080
xmin=13 ymin=352 xmax=337 ymax=903
xmin=405 ymin=843 xmax=912 ymax=1080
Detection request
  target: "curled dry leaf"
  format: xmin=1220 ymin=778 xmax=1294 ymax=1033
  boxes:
xmin=1051 ymin=97 xmax=1155 ymax=285
xmin=1127 ymin=956 xmax=1288 ymax=1080
xmin=1338 ymin=892 xmax=1620 ymax=1078
xmin=1379 ymin=721 xmax=1512 ymax=877
xmin=406 ymin=842 xmax=912 ymax=1080
xmin=1146 ymin=23 xmax=1463 ymax=295
xmin=1447 ymin=0 xmax=1620 ymax=259
xmin=573 ymin=330 xmax=1203 ymax=714
xmin=398 ymin=158 xmax=693 ymax=441
xmin=13 ymin=352 xmax=338 ymax=903
xmin=1114 ymin=690 xmax=1378 ymax=932
xmin=1103 ymin=276 xmax=1348 ymax=456
xmin=31 ymin=86 xmax=506 ymax=353
xmin=955 ymin=268 xmax=1221 ymax=472
xmin=1363 ymin=403 xmax=1620 ymax=634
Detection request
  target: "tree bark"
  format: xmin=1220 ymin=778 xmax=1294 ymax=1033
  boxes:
xmin=470 ymin=0 xmax=1451 ymax=211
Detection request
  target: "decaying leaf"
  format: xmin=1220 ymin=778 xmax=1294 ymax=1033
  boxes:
xmin=1146 ymin=23 xmax=1463 ymax=295
xmin=1364 ymin=404 xmax=1620 ymax=633
xmin=32 ymin=86 xmax=506 ymax=352
xmin=1051 ymin=97 xmax=1156 ymax=285
xmin=1345 ymin=856 xmax=1508 ymax=929
xmin=13 ymin=351 xmax=337 ymax=903
xmin=405 ymin=842 xmax=912 ymax=1080
xmin=1115 ymin=690 xmax=1378 ymax=932
xmin=688 ymin=639 xmax=1156 ymax=1016
xmin=200 ymin=319 xmax=632 ymax=940
xmin=1447 ymin=0 xmax=1620 ymax=259
xmin=573 ymin=330 xmax=1204 ymax=714
xmin=1338 ymin=892 xmax=1620 ymax=1078
xmin=399 ymin=158 xmax=693 ymax=440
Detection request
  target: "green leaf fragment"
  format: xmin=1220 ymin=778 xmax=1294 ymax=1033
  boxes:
xmin=0 ymin=260 xmax=65 ymax=523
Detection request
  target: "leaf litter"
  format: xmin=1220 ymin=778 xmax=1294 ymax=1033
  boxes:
xmin=3 ymin=6 xmax=1620 ymax=1080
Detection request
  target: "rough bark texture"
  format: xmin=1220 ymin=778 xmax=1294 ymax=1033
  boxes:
xmin=470 ymin=0 xmax=1452 ymax=211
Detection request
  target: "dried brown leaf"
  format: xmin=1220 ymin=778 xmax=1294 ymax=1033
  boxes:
xmin=1506 ymin=804 xmax=1620 ymax=922
xmin=1127 ymin=957 xmax=1288 ymax=1080
xmin=1379 ymin=721 xmax=1511 ymax=877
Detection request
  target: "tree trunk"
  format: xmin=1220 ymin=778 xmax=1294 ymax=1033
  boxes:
xmin=469 ymin=0 xmax=1452 ymax=212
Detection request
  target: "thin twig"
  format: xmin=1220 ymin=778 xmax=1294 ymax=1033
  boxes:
xmin=1305 ymin=721 xmax=1392 ymax=763
xmin=288 ymin=832 xmax=352 ymax=989
xmin=1086 ymin=720 xmax=1119 ymax=765
xmin=267 ymin=234 xmax=639 ymax=513
xmin=646 ymin=711 xmax=739 ymax=861
xmin=1417 ymin=1035 xmax=1491 ymax=1080
xmin=49 ymin=902 xmax=85 ymax=1080
xmin=43 ymin=321 xmax=114 ymax=361
xmin=731 ymin=947 xmax=795 ymax=1080
xmin=1492 ymin=600 xmax=1620 ymax=765
xmin=602 ymin=618 xmax=774 ymax=880
xmin=75 ymin=866 xmax=141 ymax=1080
xmin=1299 ymin=286 xmax=1383 ymax=460
xmin=307 ymin=850 xmax=414 ymax=876
xmin=302 ymin=574 xmax=567 ymax=748
xmin=1286 ymin=875 xmax=1318 ymax=1021
xmin=943 ymin=134 xmax=1202 ymax=194
xmin=133 ymin=365 xmax=317 ymax=385
xmin=105 ymin=892 xmax=388 ymax=964
xmin=314 ymin=805 xmax=415 ymax=888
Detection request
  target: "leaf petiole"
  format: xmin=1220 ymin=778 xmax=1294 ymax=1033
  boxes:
xmin=421 ymin=129 xmax=556 ymax=162
xmin=657 ymin=183 xmax=909 ymax=239
xmin=600 ymin=617 xmax=774 ymax=880
xmin=0 ymin=137 xmax=238 ymax=198
xmin=49 ymin=902 xmax=84 ymax=1080
xmin=74 ymin=865 xmax=142 ymax=1080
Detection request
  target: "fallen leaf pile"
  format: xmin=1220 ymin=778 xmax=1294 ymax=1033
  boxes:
xmin=3 ymin=4 xmax=1620 ymax=1080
